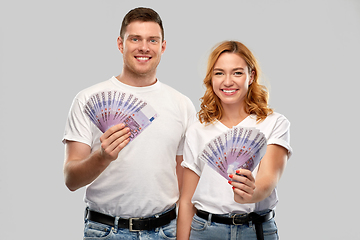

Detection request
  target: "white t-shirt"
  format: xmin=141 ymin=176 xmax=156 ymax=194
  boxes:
xmin=63 ymin=76 xmax=196 ymax=218
xmin=181 ymin=113 xmax=292 ymax=214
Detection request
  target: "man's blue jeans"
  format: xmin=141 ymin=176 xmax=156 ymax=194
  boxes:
xmin=83 ymin=208 xmax=176 ymax=240
xmin=190 ymin=210 xmax=278 ymax=240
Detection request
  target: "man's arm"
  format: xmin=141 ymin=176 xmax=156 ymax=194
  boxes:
xmin=177 ymin=168 xmax=199 ymax=240
xmin=63 ymin=123 xmax=130 ymax=191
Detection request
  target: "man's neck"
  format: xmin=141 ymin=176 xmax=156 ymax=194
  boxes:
xmin=116 ymin=70 xmax=157 ymax=87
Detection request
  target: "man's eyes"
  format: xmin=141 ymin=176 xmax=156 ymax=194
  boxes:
xmin=130 ymin=38 xmax=159 ymax=43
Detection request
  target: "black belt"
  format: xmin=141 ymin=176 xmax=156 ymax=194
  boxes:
xmin=86 ymin=207 xmax=176 ymax=232
xmin=196 ymin=209 xmax=275 ymax=240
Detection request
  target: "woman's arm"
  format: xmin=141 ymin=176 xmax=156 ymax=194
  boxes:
xmin=177 ymin=168 xmax=200 ymax=240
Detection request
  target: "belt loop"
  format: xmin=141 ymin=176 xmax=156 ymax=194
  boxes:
xmin=84 ymin=207 xmax=89 ymax=222
xmin=113 ymin=216 xmax=119 ymax=233
xmin=207 ymin=213 xmax=212 ymax=226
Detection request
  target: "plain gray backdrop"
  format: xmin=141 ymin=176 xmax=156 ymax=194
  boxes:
xmin=1 ymin=0 xmax=359 ymax=239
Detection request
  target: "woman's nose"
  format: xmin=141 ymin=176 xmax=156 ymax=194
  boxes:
xmin=223 ymin=75 xmax=233 ymax=86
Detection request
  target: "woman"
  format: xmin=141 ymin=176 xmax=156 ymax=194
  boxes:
xmin=177 ymin=41 xmax=292 ymax=240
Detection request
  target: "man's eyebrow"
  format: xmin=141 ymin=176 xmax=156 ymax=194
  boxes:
xmin=149 ymin=36 xmax=161 ymax=40
xmin=127 ymin=34 xmax=141 ymax=38
xmin=127 ymin=35 xmax=161 ymax=39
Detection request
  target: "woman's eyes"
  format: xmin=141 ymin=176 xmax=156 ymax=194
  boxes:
xmin=234 ymin=72 xmax=244 ymax=76
xmin=213 ymin=72 xmax=244 ymax=76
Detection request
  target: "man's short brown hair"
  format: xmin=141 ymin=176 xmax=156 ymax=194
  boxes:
xmin=120 ymin=7 xmax=164 ymax=41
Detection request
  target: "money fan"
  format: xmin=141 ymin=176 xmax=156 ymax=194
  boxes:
xmin=198 ymin=126 xmax=267 ymax=181
xmin=84 ymin=90 xmax=158 ymax=142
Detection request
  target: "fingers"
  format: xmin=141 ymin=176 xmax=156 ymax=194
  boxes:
xmin=228 ymin=169 xmax=256 ymax=203
xmin=101 ymin=123 xmax=128 ymax=140
xmin=234 ymin=169 xmax=255 ymax=182
xmin=99 ymin=123 xmax=131 ymax=161
xmin=229 ymin=169 xmax=255 ymax=186
xmin=228 ymin=176 xmax=255 ymax=195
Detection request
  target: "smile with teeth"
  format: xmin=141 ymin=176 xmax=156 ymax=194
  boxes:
xmin=135 ymin=56 xmax=151 ymax=61
xmin=222 ymin=89 xmax=237 ymax=93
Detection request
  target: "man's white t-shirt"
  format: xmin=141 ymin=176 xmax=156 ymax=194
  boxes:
xmin=63 ymin=76 xmax=196 ymax=218
xmin=182 ymin=113 xmax=292 ymax=214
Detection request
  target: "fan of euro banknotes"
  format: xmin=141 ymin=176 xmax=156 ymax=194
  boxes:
xmin=84 ymin=90 xmax=158 ymax=142
xmin=198 ymin=126 xmax=267 ymax=180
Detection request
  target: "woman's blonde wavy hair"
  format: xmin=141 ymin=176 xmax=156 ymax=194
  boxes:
xmin=198 ymin=41 xmax=273 ymax=124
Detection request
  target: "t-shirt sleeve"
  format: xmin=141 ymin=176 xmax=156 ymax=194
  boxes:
xmin=62 ymin=97 xmax=93 ymax=147
xmin=267 ymin=115 xmax=293 ymax=158
xmin=180 ymin=122 xmax=205 ymax=176
xmin=176 ymin=97 xmax=197 ymax=156
xmin=181 ymin=137 xmax=202 ymax=176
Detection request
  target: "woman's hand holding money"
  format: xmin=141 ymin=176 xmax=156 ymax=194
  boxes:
xmin=228 ymin=169 xmax=256 ymax=204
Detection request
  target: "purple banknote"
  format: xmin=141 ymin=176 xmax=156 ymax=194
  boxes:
xmin=198 ymin=126 xmax=267 ymax=180
xmin=84 ymin=90 xmax=158 ymax=142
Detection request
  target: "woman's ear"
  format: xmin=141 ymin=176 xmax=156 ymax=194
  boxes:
xmin=249 ymin=70 xmax=255 ymax=85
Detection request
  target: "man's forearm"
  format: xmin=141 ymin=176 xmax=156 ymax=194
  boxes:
xmin=64 ymin=149 xmax=111 ymax=191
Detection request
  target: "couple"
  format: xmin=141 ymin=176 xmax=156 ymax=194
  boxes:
xmin=62 ymin=7 xmax=292 ymax=240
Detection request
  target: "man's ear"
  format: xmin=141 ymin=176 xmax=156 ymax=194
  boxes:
xmin=161 ymin=40 xmax=167 ymax=55
xmin=117 ymin=36 xmax=124 ymax=53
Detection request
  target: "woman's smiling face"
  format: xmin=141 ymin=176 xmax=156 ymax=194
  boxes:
xmin=212 ymin=52 xmax=254 ymax=109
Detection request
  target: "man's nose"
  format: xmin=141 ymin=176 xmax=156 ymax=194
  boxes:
xmin=139 ymin=40 xmax=150 ymax=52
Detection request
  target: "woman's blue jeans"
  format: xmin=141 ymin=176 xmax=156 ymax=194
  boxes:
xmin=190 ymin=210 xmax=279 ymax=240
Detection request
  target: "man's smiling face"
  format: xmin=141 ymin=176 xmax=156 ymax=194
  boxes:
xmin=118 ymin=21 xmax=166 ymax=78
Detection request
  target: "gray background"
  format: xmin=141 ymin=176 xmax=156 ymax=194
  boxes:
xmin=1 ymin=0 xmax=359 ymax=239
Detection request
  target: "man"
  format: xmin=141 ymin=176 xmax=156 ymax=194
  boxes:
xmin=63 ymin=7 xmax=196 ymax=239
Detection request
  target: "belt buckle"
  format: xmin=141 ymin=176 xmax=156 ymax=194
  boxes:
xmin=232 ymin=213 xmax=246 ymax=225
xmin=129 ymin=218 xmax=140 ymax=232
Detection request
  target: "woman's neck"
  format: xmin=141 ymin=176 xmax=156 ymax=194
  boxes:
xmin=220 ymin=105 xmax=249 ymax=128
